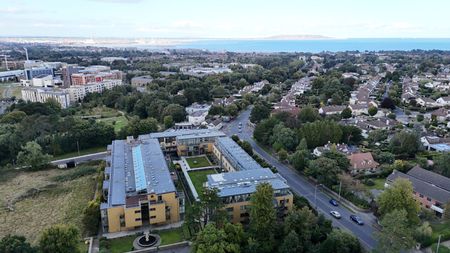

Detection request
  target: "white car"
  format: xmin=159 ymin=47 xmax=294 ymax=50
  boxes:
xmin=330 ymin=211 xmax=341 ymax=219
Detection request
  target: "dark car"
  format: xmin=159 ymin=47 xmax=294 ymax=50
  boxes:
xmin=350 ymin=215 xmax=364 ymax=225
xmin=329 ymin=199 xmax=339 ymax=206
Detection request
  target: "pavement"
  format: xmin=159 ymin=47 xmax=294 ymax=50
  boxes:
xmin=50 ymin=151 xmax=108 ymax=166
xmin=222 ymin=107 xmax=378 ymax=250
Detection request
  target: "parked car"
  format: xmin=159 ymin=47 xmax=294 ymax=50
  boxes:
xmin=350 ymin=215 xmax=364 ymax=225
xmin=330 ymin=211 xmax=341 ymax=219
xmin=329 ymin=199 xmax=339 ymax=206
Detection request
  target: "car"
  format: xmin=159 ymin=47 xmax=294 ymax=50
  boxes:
xmin=239 ymin=122 xmax=242 ymax=125
xmin=330 ymin=211 xmax=341 ymax=219
xmin=350 ymin=215 xmax=364 ymax=225
xmin=238 ymin=129 xmax=242 ymax=133
xmin=329 ymin=199 xmax=338 ymax=206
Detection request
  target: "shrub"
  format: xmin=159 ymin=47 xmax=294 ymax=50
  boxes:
xmin=363 ymin=179 xmax=375 ymax=186
xmin=53 ymin=166 xmax=97 ymax=182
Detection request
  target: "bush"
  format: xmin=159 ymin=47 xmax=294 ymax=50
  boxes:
xmin=363 ymin=179 xmax=375 ymax=186
xmin=432 ymin=243 xmax=450 ymax=253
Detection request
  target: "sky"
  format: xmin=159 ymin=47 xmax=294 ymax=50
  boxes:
xmin=1 ymin=0 xmax=449 ymax=38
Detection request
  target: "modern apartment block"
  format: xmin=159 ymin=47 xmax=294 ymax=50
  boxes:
xmin=65 ymin=79 xmax=123 ymax=102
xmin=71 ymin=69 xmax=123 ymax=85
xmin=24 ymin=66 xmax=54 ymax=80
xmin=207 ymin=168 xmax=293 ymax=223
xmin=213 ymin=136 xmax=264 ymax=172
xmin=147 ymin=129 xmax=225 ymax=156
xmin=21 ymin=87 xmax=70 ymax=108
xmin=101 ymin=136 xmax=183 ymax=233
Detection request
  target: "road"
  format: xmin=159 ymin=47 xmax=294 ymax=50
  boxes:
xmin=222 ymin=108 xmax=378 ymax=250
xmin=50 ymin=151 xmax=107 ymax=166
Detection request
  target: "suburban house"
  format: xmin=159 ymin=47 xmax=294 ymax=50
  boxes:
xmin=431 ymin=108 xmax=449 ymax=122
xmin=416 ymin=97 xmax=437 ymax=108
xmin=386 ymin=165 xmax=450 ymax=217
xmin=319 ymin=105 xmax=347 ymax=115
xmin=436 ymin=96 xmax=450 ymax=106
xmin=421 ymin=136 xmax=450 ymax=152
xmin=313 ymin=143 xmax=358 ymax=157
xmin=347 ymin=152 xmax=380 ymax=174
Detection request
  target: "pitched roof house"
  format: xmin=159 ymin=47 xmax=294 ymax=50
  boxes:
xmin=347 ymin=152 xmax=380 ymax=174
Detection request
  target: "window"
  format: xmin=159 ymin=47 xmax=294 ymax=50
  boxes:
xmin=150 ymin=216 xmax=156 ymax=219
xmin=134 ymin=210 xmax=141 ymax=213
xmin=226 ymin=207 xmax=234 ymax=212
xmin=158 ymin=196 xmax=163 ymax=201
xmin=426 ymin=197 xmax=431 ymax=201
xmin=150 ymin=208 xmax=156 ymax=211
xmin=419 ymin=194 xmax=424 ymax=198
xmin=425 ymin=205 xmax=430 ymax=208
xmin=135 ymin=218 xmax=141 ymax=221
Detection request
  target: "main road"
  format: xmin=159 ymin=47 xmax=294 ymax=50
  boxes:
xmin=222 ymin=108 xmax=378 ymax=250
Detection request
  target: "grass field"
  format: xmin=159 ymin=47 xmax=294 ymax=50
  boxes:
xmin=0 ymin=166 xmax=97 ymax=245
xmin=185 ymin=156 xmax=212 ymax=168
xmin=97 ymin=115 xmax=128 ymax=133
xmin=107 ymin=227 xmax=186 ymax=253
xmin=188 ymin=169 xmax=216 ymax=194
xmin=76 ymin=106 xmax=123 ymax=118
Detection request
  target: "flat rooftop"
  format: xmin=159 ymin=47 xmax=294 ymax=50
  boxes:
xmin=206 ymin=168 xmax=290 ymax=197
xmin=104 ymin=137 xmax=176 ymax=208
xmin=215 ymin=137 xmax=264 ymax=171
xmin=145 ymin=129 xmax=225 ymax=140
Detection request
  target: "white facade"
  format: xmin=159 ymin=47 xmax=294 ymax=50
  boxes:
xmin=21 ymin=87 xmax=70 ymax=108
xmin=65 ymin=79 xmax=123 ymax=102
xmin=188 ymin=111 xmax=208 ymax=126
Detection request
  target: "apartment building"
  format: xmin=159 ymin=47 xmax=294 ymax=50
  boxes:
xmin=65 ymin=79 xmax=123 ymax=102
xmin=386 ymin=165 xmax=450 ymax=217
xmin=147 ymin=129 xmax=225 ymax=155
xmin=21 ymin=87 xmax=70 ymax=108
xmin=213 ymin=137 xmax=264 ymax=172
xmin=101 ymin=136 xmax=183 ymax=233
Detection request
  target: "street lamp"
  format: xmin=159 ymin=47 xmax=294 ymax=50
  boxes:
xmin=314 ymin=184 xmax=323 ymax=209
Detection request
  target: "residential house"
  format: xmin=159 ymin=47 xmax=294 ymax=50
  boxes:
xmin=416 ymin=97 xmax=437 ymax=108
xmin=386 ymin=166 xmax=450 ymax=217
xmin=421 ymin=136 xmax=450 ymax=152
xmin=431 ymin=108 xmax=449 ymax=122
xmin=347 ymin=152 xmax=380 ymax=174
xmin=313 ymin=143 xmax=358 ymax=157
xmin=436 ymin=96 xmax=450 ymax=106
xmin=319 ymin=105 xmax=347 ymax=115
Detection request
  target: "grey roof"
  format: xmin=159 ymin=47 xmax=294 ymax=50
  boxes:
xmin=407 ymin=165 xmax=450 ymax=192
xmin=215 ymin=137 xmax=264 ymax=171
xmin=386 ymin=170 xmax=450 ymax=203
xmin=145 ymin=129 xmax=225 ymax=139
xmin=104 ymin=137 xmax=176 ymax=208
xmin=206 ymin=168 xmax=290 ymax=197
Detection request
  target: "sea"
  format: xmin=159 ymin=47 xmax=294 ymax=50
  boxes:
xmin=172 ymin=38 xmax=450 ymax=53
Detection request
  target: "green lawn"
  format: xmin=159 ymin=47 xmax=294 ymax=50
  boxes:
xmin=97 ymin=116 xmax=128 ymax=133
xmin=188 ymin=169 xmax=216 ymax=194
xmin=430 ymin=220 xmax=450 ymax=241
xmin=51 ymin=146 xmax=107 ymax=161
xmin=363 ymin=178 xmax=386 ymax=191
xmin=107 ymin=227 xmax=185 ymax=253
xmin=185 ymin=156 xmax=212 ymax=168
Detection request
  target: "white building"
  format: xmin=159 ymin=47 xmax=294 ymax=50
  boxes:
xmin=188 ymin=111 xmax=208 ymax=126
xmin=65 ymin=79 xmax=123 ymax=102
xmin=21 ymin=87 xmax=70 ymax=108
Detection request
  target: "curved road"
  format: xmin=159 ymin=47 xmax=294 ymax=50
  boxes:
xmin=222 ymin=108 xmax=378 ymax=250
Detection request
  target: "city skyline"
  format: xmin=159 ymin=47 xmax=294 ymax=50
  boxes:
xmin=1 ymin=0 xmax=450 ymax=39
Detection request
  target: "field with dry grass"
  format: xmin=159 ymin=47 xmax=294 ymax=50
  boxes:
xmin=0 ymin=166 xmax=97 ymax=244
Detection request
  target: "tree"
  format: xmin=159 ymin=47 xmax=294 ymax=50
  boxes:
xmin=434 ymin=153 xmax=450 ymax=177
xmin=297 ymin=138 xmax=308 ymax=151
xmin=322 ymin=150 xmax=350 ymax=171
xmin=284 ymin=207 xmax=317 ymax=252
xmin=0 ymin=235 xmax=36 ymax=253
xmin=279 ymin=231 xmax=302 ymax=253
xmin=297 ymin=106 xmax=319 ymax=123
xmin=253 ymin=117 xmax=278 ymax=145
xmin=289 ymin=149 xmax=309 ymax=171
xmin=341 ymin=107 xmax=352 ymax=119
xmin=415 ymin=221 xmax=433 ymax=246
xmin=377 ymin=178 xmax=420 ymax=225
xmin=16 ymin=141 xmax=52 ymax=170
xmin=119 ymin=117 xmax=158 ymax=138
xmin=368 ymin=129 xmax=388 ymax=143
xmin=443 ymin=202 xmax=450 ymax=221
xmin=380 ymin=97 xmax=396 ymax=109
xmin=249 ymin=182 xmax=276 ymax=253
xmin=278 ymin=149 xmax=288 ymax=161
xmin=389 ymin=130 xmax=421 ymax=157
xmin=39 ymin=224 xmax=80 ymax=253
xmin=416 ymin=114 xmax=424 ymax=122
xmin=299 ymin=120 xmax=343 ymax=149
xmin=250 ymin=102 xmax=271 ymax=123
xmin=368 ymin=106 xmax=378 ymax=116
xmin=376 ymin=209 xmax=416 ymax=253
xmin=163 ymin=115 xmax=174 ymax=129
xmin=193 ymin=223 xmax=240 ymax=253
xmin=240 ymin=140 xmax=254 ymax=156
xmin=199 ymin=188 xmax=226 ymax=227
xmin=320 ymin=230 xmax=362 ymax=253
xmin=162 ymin=104 xmax=186 ymax=122
xmin=82 ymin=200 xmax=100 ymax=236
xmin=225 ymin=104 xmax=239 ymax=117
xmin=307 ymin=157 xmax=340 ymax=186
xmin=270 ymin=123 xmax=298 ymax=151
xmin=209 ymin=105 xmax=225 ymax=116
xmin=0 ymin=111 xmax=27 ymax=124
